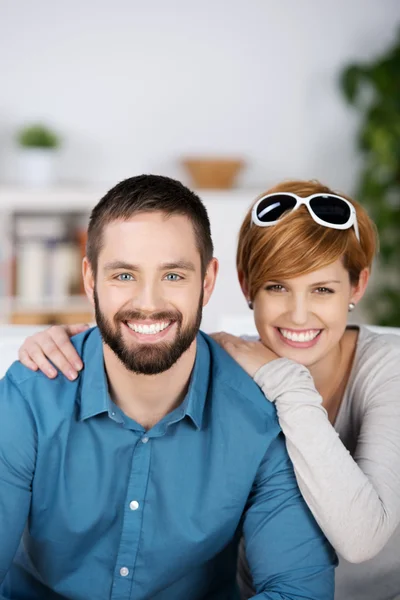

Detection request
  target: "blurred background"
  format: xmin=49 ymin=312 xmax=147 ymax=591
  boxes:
xmin=0 ymin=0 xmax=399 ymax=333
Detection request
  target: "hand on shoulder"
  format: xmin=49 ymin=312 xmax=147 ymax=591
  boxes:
xmin=211 ymin=332 xmax=279 ymax=378
xmin=18 ymin=324 xmax=90 ymax=380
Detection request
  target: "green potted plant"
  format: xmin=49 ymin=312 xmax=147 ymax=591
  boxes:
xmin=17 ymin=123 xmax=61 ymax=187
xmin=340 ymin=28 xmax=400 ymax=326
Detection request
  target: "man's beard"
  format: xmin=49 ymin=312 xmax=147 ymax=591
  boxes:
xmin=94 ymin=288 xmax=203 ymax=375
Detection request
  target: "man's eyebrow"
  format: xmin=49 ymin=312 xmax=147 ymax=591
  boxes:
xmin=102 ymin=260 xmax=197 ymax=272
xmin=160 ymin=261 xmax=196 ymax=272
xmin=103 ymin=261 xmax=140 ymax=271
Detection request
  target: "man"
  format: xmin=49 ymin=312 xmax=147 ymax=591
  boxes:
xmin=0 ymin=175 xmax=336 ymax=599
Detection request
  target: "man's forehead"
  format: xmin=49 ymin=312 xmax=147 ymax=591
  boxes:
xmin=106 ymin=214 xmax=193 ymax=239
xmin=105 ymin=211 xmax=194 ymax=230
xmin=102 ymin=213 xmax=196 ymax=245
xmin=98 ymin=214 xmax=202 ymax=268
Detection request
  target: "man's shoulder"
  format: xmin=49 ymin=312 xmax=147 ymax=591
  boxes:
xmin=7 ymin=327 xmax=93 ymax=384
xmin=200 ymin=332 xmax=278 ymax=425
xmin=3 ymin=328 xmax=96 ymax=414
xmin=3 ymin=362 xmax=78 ymax=421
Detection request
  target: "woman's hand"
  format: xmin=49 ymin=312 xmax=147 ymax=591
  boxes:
xmin=211 ymin=332 xmax=279 ymax=378
xmin=18 ymin=323 xmax=90 ymax=380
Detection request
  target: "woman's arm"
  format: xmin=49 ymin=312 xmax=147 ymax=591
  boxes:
xmin=253 ymin=355 xmax=400 ymax=563
xmin=213 ymin=332 xmax=400 ymax=563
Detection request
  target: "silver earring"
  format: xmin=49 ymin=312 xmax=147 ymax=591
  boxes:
xmin=348 ymin=302 xmax=355 ymax=312
xmin=248 ymin=300 xmax=253 ymax=310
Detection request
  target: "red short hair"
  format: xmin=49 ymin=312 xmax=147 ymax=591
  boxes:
xmin=237 ymin=180 xmax=378 ymax=300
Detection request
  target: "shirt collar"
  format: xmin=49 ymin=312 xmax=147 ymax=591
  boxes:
xmin=78 ymin=328 xmax=211 ymax=430
xmin=79 ymin=328 xmax=111 ymax=421
xmin=180 ymin=332 xmax=210 ymax=430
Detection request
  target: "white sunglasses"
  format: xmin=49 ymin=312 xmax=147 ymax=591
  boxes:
xmin=251 ymin=192 xmax=360 ymax=241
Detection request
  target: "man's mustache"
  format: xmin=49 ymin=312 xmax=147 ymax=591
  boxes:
xmin=114 ymin=310 xmax=182 ymax=323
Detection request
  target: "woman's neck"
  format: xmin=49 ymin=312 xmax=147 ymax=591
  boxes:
xmin=308 ymin=328 xmax=359 ymax=423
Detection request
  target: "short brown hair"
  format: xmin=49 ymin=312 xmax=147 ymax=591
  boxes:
xmin=237 ymin=180 xmax=378 ymax=301
xmin=87 ymin=175 xmax=214 ymax=276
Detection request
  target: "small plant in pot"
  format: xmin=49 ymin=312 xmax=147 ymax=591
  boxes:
xmin=17 ymin=124 xmax=61 ymax=187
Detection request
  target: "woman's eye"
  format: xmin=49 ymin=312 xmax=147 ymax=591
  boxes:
xmin=117 ymin=273 xmax=134 ymax=281
xmin=314 ymin=287 xmax=334 ymax=294
xmin=265 ymin=284 xmax=285 ymax=292
xmin=165 ymin=273 xmax=182 ymax=281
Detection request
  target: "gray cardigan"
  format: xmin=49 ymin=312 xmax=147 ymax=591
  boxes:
xmin=238 ymin=326 xmax=400 ymax=600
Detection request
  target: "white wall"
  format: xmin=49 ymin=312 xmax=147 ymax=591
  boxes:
xmin=1 ymin=0 xmax=399 ymax=191
xmin=0 ymin=1 xmax=398 ymax=331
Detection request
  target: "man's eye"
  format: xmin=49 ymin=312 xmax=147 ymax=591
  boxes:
xmin=117 ymin=273 xmax=134 ymax=281
xmin=165 ymin=273 xmax=182 ymax=281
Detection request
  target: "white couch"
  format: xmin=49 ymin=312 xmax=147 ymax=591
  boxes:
xmin=0 ymin=325 xmax=48 ymax=378
xmin=1 ymin=323 xmax=399 ymax=379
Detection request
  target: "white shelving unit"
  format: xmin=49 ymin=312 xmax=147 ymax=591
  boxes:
xmin=0 ymin=186 xmax=259 ymax=331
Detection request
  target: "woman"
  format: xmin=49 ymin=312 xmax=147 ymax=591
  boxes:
xmin=18 ymin=180 xmax=400 ymax=600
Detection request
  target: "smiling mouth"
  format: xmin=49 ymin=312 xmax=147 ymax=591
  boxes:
xmin=125 ymin=320 xmax=172 ymax=336
xmin=277 ymin=328 xmax=322 ymax=343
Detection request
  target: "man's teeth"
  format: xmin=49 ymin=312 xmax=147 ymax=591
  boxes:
xmin=127 ymin=321 xmax=170 ymax=335
xmin=279 ymin=328 xmax=320 ymax=342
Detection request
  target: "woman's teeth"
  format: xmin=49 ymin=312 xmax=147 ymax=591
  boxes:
xmin=279 ymin=328 xmax=321 ymax=342
xmin=127 ymin=321 xmax=171 ymax=335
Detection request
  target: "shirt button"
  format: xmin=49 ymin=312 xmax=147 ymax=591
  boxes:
xmin=130 ymin=500 xmax=140 ymax=511
xmin=120 ymin=567 xmax=129 ymax=577
xmin=141 ymin=436 xmax=149 ymax=444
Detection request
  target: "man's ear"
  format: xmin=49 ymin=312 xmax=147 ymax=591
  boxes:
xmin=82 ymin=257 xmax=95 ymax=307
xmin=238 ymin=270 xmax=250 ymax=303
xmin=202 ymin=258 xmax=219 ymax=307
xmin=350 ymin=268 xmax=370 ymax=306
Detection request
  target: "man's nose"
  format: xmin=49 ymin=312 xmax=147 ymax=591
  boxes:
xmin=133 ymin=282 xmax=162 ymax=314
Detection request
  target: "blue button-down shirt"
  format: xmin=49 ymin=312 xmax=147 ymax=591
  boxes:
xmin=0 ymin=328 xmax=336 ymax=599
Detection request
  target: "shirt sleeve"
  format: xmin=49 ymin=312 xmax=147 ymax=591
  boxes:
xmin=253 ymin=353 xmax=400 ymax=563
xmin=243 ymin=428 xmax=336 ymax=599
xmin=0 ymin=373 xmax=36 ymax=583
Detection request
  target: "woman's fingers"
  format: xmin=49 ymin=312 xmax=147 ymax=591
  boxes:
xmin=18 ymin=325 xmax=86 ymax=380
xmin=66 ymin=323 xmax=91 ymax=336
xmin=18 ymin=349 xmax=39 ymax=372
xmin=19 ymin=341 xmax=59 ymax=378
xmin=48 ymin=325 xmax=86 ymax=372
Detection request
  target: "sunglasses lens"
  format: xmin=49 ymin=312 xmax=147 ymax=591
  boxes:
xmin=309 ymin=195 xmax=351 ymax=225
xmin=256 ymin=194 xmax=297 ymax=223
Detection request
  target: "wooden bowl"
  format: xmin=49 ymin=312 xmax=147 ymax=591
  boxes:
xmin=182 ymin=157 xmax=244 ymax=189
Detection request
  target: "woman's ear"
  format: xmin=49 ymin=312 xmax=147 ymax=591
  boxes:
xmin=350 ymin=268 xmax=370 ymax=305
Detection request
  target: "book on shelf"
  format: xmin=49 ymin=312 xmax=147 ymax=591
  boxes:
xmin=12 ymin=213 xmax=88 ymax=307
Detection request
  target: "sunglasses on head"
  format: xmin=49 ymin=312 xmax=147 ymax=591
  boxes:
xmin=251 ymin=192 xmax=360 ymax=241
